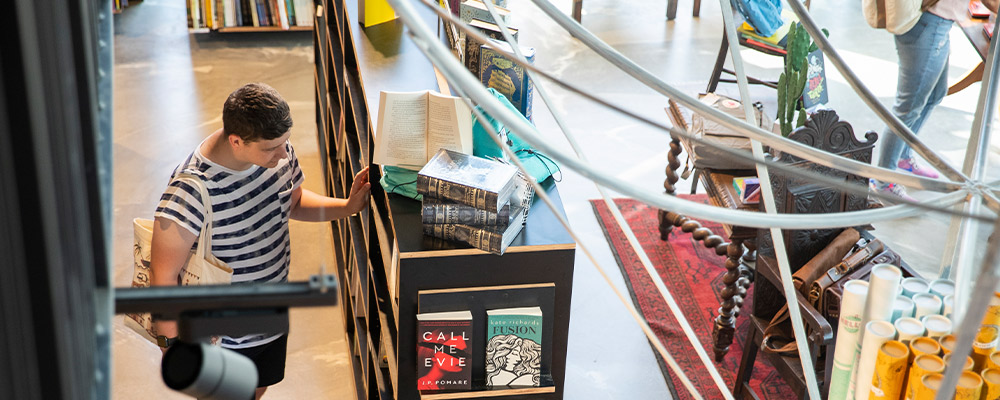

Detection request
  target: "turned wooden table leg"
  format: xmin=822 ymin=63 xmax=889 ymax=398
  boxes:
xmin=714 ymin=238 xmax=746 ymax=362
xmin=658 ymin=137 xmax=684 ymax=240
xmin=734 ymin=240 xmax=756 ymax=318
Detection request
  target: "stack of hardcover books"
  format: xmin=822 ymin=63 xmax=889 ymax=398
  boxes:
xmin=417 ymin=149 xmax=534 ymax=255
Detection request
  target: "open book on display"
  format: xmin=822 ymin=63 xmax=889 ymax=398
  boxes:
xmin=373 ymin=90 xmax=473 ymax=170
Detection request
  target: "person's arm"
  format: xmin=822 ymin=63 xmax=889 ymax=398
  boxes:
xmin=290 ymin=167 xmax=371 ymax=221
xmin=149 ymin=217 xmax=198 ymax=343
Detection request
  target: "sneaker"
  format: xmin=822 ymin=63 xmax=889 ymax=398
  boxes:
xmin=871 ymin=181 xmax=917 ymax=203
xmin=898 ymin=158 xmax=940 ymax=179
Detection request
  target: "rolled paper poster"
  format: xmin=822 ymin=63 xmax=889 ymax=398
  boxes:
xmin=914 ymin=373 xmax=943 ymax=400
xmin=943 ymin=353 xmax=975 ymax=371
xmin=892 ymin=295 xmax=916 ymax=322
xmin=988 ymin=350 xmax=1000 ymax=372
xmin=869 ymin=340 xmax=909 ymax=400
xmin=929 ymin=279 xmax=956 ymax=298
xmin=943 ymin=294 xmax=954 ymax=319
xmin=901 ymin=277 xmax=930 ymax=298
xmin=939 ymin=334 xmax=957 ymax=356
xmin=861 ymin=265 xmax=902 ymax=331
xmin=913 ymin=293 xmax=943 ymax=320
xmin=973 ymin=326 xmax=1000 ymax=372
xmin=829 ymin=280 xmax=870 ymax=400
xmin=903 ymin=338 xmax=942 ymax=397
xmin=981 ymin=368 xmax=1000 ymax=400
xmin=855 ymin=321 xmax=897 ymax=400
xmin=895 ymin=317 xmax=925 ymax=344
xmin=956 ymin=370 xmax=985 ymax=400
xmin=922 ymin=315 xmax=953 ymax=339
xmin=906 ymin=354 xmax=945 ymax=400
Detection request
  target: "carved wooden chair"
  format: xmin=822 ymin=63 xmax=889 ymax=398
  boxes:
xmin=658 ymin=109 xmax=877 ymax=363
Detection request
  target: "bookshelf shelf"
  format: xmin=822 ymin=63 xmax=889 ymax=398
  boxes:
xmin=186 ymin=0 xmax=315 ymax=33
xmin=216 ymin=25 xmax=313 ymax=32
xmin=316 ymin=1 xmax=576 ymax=399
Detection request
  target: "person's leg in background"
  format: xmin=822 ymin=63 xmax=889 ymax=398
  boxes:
xmin=875 ymin=12 xmax=953 ymax=198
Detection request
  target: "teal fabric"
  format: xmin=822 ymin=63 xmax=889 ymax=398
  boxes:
xmin=379 ymin=166 xmax=422 ymax=201
xmin=472 ymin=88 xmax=559 ymax=183
xmin=379 ymin=88 xmax=559 ymax=199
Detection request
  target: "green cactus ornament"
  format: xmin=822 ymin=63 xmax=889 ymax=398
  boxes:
xmin=777 ymin=24 xmax=829 ymax=137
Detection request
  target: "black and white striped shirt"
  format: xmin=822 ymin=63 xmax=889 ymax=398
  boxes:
xmin=155 ymin=139 xmax=304 ymax=348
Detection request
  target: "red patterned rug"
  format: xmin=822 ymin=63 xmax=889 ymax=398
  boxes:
xmin=590 ymin=196 xmax=794 ymax=400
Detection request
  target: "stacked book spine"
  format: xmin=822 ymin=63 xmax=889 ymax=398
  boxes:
xmin=417 ymin=149 xmax=534 ymax=255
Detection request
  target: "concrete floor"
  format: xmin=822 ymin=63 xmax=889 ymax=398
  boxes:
xmin=110 ymin=0 xmax=999 ymax=398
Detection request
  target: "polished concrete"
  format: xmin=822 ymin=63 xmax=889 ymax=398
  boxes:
xmin=111 ymin=0 xmax=998 ymax=398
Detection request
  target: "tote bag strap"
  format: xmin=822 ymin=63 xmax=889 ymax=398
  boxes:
xmin=175 ymin=172 xmax=214 ymax=259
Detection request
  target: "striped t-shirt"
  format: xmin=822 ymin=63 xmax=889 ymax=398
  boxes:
xmin=155 ymin=139 xmax=304 ymax=349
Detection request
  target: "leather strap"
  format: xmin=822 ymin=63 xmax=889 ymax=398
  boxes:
xmin=809 ymin=239 xmax=885 ymax=306
xmin=761 ymin=305 xmax=801 ymax=356
xmin=792 ymin=228 xmax=861 ymax=294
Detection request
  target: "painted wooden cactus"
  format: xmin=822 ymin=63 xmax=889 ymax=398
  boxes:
xmin=777 ymin=23 xmax=827 ymax=137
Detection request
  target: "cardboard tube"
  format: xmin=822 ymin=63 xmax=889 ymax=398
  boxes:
xmin=905 ymin=354 xmax=945 ymax=400
xmin=896 ymin=318 xmax=925 ymax=345
xmin=892 ymin=296 xmax=916 ymax=322
xmin=940 ymin=334 xmax=957 ymax=356
xmin=943 ymin=353 xmax=975 ymax=371
xmin=915 ymin=373 xmax=943 ymax=400
xmin=943 ymin=295 xmax=954 ymax=319
xmin=980 ymin=368 xmax=1000 ymax=400
xmin=928 ymin=279 xmax=955 ymax=298
xmin=956 ymin=370 xmax=984 ymax=400
xmin=902 ymin=338 xmax=942 ymax=399
xmin=913 ymin=293 xmax=943 ymax=320
xmin=855 ymin=321 xmax=897 ymax=400
xmin=901 ymin=277 xmax=930 ymax=298
xmin=988 ymin=350 xmax=1000 ymax=372
xmin=869 ymin=340 xmax=909 ymax=400
xmin=829 ymin=280 xmax=870 ymax=400
xmin=973 ymin=326 xmax=1000 ymax=372
xmin=981 ymin=293 xmax=1000 ymax=328
xmin=922 ymin=315 xmax=953 ymax=339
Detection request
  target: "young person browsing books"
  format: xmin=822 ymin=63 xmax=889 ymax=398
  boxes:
xmin=872 ymin=0 xmax=998 ymax=201
xmin=150 ymin=83 xmax=370 ymax=399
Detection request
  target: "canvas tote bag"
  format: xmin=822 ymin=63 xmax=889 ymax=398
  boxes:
xmin=862 ymin=0 xmax=941 ymax=35
xmin=124 ymin=172 xmax=233 ymax=344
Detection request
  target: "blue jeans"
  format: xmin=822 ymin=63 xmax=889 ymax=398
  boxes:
xmin=877 ymin=12 xmax=953 ymax=176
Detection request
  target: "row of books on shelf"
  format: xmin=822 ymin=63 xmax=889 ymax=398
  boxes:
xmin=417 ymin=148 xmax=534 ymax=255
xmin=449 ymin=0 xmax=535 ymax=122
xmin=187 ymin=0 xmax=314 ymax=31
xmin=417 ymin=306 xmax=543 ymax=391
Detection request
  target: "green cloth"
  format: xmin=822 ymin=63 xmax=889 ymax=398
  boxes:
xmin=472 ymin=88 xmax=560 ymax=183
xmin=379 ymin=166 xmax=422 ymax=201
xmin=379 ymin=88 xmax=559 ymax=200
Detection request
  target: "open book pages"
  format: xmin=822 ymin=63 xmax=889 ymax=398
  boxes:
xmin=373 ymin=90 xmax=473 ymax=169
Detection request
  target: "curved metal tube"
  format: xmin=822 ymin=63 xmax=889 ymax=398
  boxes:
xmin=526 ymin=0 xmax=963 ymax=193
xmin=394 ymin=0 xmax=981 ymax=229
xmin=415 ymin=0 xmax=990 ymax=222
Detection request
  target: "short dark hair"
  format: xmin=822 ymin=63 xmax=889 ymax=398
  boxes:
xmin=222 ymin=83 xmax=293 ymax=142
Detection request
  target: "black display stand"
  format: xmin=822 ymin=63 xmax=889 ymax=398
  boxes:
xmin=314 ymin=0 xmax=577 ymax=398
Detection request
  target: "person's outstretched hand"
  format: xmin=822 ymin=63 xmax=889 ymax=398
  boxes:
xmin=347 ymin=167 xmax=371 ymax=214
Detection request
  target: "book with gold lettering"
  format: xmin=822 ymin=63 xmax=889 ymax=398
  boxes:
xmin=416 ymin=310 xmax=473 ymax=391
xmin=485 ymin=306 xmax=542 ymax=387
xmin=479 ymin=40 xmax=535 ymax=121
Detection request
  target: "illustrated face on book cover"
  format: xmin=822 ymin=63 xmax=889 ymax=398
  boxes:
xmin=485 ymin=334 xmax=541 ymax=386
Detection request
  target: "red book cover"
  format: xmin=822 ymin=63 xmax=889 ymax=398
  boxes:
xmin=986 ymin=22 xmax=994 ymax=40
xmin=971 ymin=0 xmax=991 ymax=19
xmin=416 ymin=311 xmax=473 ymax=391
